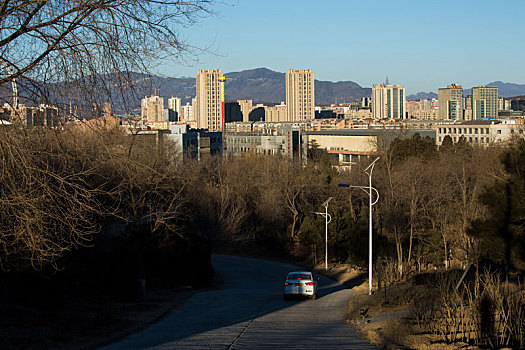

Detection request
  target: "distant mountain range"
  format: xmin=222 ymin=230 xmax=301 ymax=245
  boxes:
xmin=408 ymin=81 xmax=525 ymax=101
xmin=143 ymin=69 xmax=525 ymax=105
xmin=7 ymin=68 xmax=525 ymax=112
xmin=406 ymin=92 xmax=438 ymax=101
xmin=137 ymin=67 xmax=371 ymax=106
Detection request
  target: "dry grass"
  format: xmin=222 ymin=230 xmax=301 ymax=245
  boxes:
xmin=345 ymin=280 xmax=478 ymax=350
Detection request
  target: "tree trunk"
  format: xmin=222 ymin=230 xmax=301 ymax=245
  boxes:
xmin=395 ymin=227 xmax=403 ymax=278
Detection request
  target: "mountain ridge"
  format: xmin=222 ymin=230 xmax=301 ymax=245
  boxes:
xmin=134 ymin=68 xmax=371 ymax=106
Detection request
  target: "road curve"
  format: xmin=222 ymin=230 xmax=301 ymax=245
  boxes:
xmin=99 ymin=255 xmax=376 ymax=349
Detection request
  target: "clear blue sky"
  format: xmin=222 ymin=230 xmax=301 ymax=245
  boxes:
xmin=159 ymin=0 xmax=525 ymax=94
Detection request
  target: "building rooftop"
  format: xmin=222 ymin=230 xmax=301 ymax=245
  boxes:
xmin=459 ymin=120 xmax=502 ymax=125
xmin=306 ymin=128 xmax=435 ymax=137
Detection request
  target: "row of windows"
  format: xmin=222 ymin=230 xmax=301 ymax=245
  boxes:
xmin=439 ymin=136 xmax=492 ymax=143
xmin=439 ymin=127 xmax=490 ymax=135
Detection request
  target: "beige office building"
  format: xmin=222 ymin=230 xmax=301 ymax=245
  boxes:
xmin=237 ymin=100 xmax=253 ymax=122
xmin=472 ymin=86 xmax=498 ymax=119
xmin=141 ymin=94 xmax=164 ymax=123
xmin=371 ymin=83 xmax=406 ymax=119
xmin=195 ymin=69 xmax=223 ymax=131
xmin=265 ymin=103 xmax=287 ymax=122
xmin=438 ymin=84 xmax=464 ymax=120
xmin=286 ymin=69 xmax=315 ymax=121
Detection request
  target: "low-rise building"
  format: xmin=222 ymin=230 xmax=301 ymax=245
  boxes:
xmin=128 ymin=125 xmax=222 ymax=161
xmin=225 ymin=123 xmax=307 ymax=160
xmin=436 ymin=119 xmax=524 ymax=146
xmin=306 ymin=129 xmax=435 ymax=165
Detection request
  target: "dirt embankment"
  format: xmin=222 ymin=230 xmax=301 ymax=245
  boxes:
xmin=344 ymin=281 xmax=479 ymax=350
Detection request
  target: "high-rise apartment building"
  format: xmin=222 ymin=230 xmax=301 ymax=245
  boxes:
xmin=168 ymin=96 xmax=181 ymax=119
xmin=195 ymin=69 xmax=224 ymax=131
xmin=141 ymin=94 xmax=164 ymax=123
xmin=286 ymin=69 xmax=315 ymax=121
xmin=371 ymin=82 xmax=406 ymax=119
xmin=472 ymin=86 xmax=498 ymax=119
xmin=438 ymin=84 xmax=464 ymax=120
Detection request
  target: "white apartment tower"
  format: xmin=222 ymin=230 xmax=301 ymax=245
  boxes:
xmin=180 ymin=102 xmax=194 ymax=121
xmin=371 ymin=82 xmax=406 ymax=119
xmin=141 ymin=94 xmax=164 ymax=123
xmin=438 ymin=84 xmax=464 ymax=120
xmin=286 ymin=69 xmax=315 ymax=121
xmin=195 ymin=69 xmax=223 ymax=131
xmin=168 ymin=97 xmax=181 ymax=115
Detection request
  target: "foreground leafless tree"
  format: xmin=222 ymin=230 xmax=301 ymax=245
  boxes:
xmin=0 ymin=0 xmax=220 ymax=108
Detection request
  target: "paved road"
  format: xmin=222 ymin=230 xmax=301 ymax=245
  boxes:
xmin=100 ymin=255 xmax=376 ymax=349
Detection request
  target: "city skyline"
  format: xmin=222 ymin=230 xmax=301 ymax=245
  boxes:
xmin=157 ymin=0 xmax=525 ymax=94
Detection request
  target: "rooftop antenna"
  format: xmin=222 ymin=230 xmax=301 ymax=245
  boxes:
xmin=385 ymin=75 xmax=390 ymax=86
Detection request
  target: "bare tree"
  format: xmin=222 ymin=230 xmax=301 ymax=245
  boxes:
xmin=0 ymin=0 xmax=220 ymax=108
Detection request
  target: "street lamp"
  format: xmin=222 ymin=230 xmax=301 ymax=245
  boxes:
xmin=339 ymin=156 xmax=380 ymax=296
xmin=309 ymin=196 xmax=332 ymax=270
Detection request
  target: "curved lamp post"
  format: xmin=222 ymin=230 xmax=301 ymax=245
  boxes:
xmin=339 ymin=157 xmax=380 ymax=295
xmin=309 ymin=196 xmax=332 ymax=270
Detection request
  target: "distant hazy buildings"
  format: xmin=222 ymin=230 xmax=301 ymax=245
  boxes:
xmin=438 ymin=84 xmax=464 ymax=120
xmin=141 ymin=94 xmax=164 ymax=123
xmin=511 ymin=99 xmax=525 ymax=112
xmin=499 ymin=97 xmax=511 ymax=111
xmin=371 ymin=82 xmax=406 ymax=119
xmin=472 ymin=86 xmax=498 ymax=119
xmin=407 ymin=99 xmax=439 ymax=120
xmin=286 ymin=69 xmax=315 ymax=121
xmin=195 ymin=69 xmax=224 ymax=131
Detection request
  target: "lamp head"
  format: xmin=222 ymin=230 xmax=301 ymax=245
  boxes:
xmin=362 ymin=157 xmax=380 ymax=173
xmin=322 ymin=197 xmax=333 ymax=207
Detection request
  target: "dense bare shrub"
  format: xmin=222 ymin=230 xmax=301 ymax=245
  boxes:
xmin=411 ymin=269 xmax=525 ymax=348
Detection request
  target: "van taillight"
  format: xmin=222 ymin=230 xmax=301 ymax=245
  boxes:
xmin=305 ymin=282 xmax=314 ymax=286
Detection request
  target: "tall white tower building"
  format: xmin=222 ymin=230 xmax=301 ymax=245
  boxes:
xmin=195 ymin=69 xmax=223 ymax=131
xmin=286 ymin=69 xmax=315 ymax=121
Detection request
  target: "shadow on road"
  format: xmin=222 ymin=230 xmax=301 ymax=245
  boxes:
xmin=100 ymin=255 xmax=369 ymax=349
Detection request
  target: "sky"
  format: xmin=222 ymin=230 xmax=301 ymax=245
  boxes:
xmin=158 ymin=0 xmax=525 ymax=94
